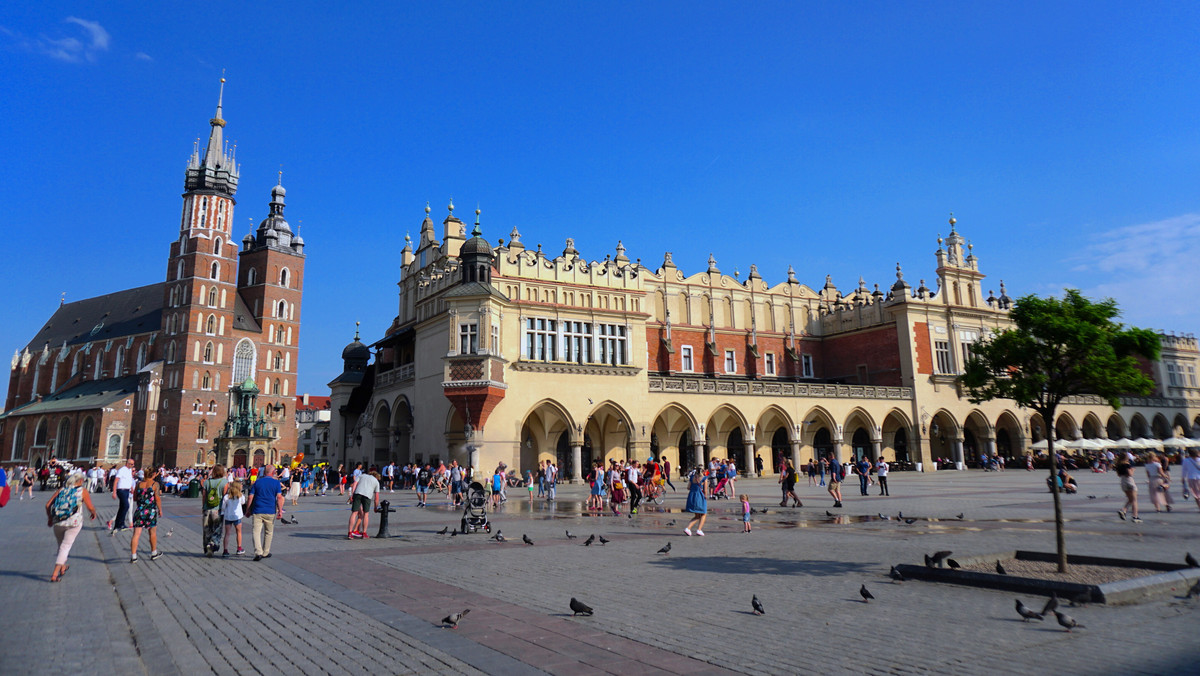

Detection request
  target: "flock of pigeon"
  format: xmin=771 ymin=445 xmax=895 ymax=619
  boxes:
xmin=428 ymin=510 xmax=1200 ymax=633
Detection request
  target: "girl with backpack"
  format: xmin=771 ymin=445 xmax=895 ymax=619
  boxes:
xmin=46 ymin=472 xmax=98 ymax=582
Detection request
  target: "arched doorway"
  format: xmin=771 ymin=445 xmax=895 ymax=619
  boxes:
xmin=813 ymin=428 xmax=835 ymax=462
xmin=996 ymin=429 xmax=1013 ymax=458
xmin=727 ymin=429 xmax=745 ymax=471
xmin=770 ymin=428 xmax=789 ymax=473
xmin=893 ymin=428 xmax=909 ymax=464
xmin=851 ymin=428 xmax=871 ymax=462
xmin=253 ymin=449 xmax=265 ymax=467
xmin=234 ymin=448 xmax=247 ymax=468
xmin=556 ymin=431 xmax=593 ymax=480
xmin=963 ymin=429 xmax=979 ymax=466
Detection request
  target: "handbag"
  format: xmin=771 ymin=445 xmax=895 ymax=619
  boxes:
xmin=0 ymin=485 xmax=9 ymax=508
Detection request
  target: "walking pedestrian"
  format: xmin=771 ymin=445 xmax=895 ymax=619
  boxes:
xmin=807 ymin=458 xmax=817 ymax=487
xmin=46 ymin=472 xmax=97 ymax=581
xmin=201 ymin=465 xmax=228 ymax=557
xmin=415 ymin=463 xmax=432 ymax=506
xmin=1116 ymin=458 xmax=1140 ymax=523
xmin=221 ymin=479 xmax=246 ymax=556
xmin=1181 ymin=448 xmax=1200 ymax=510
xmin=819 ymin=457 xmax=828 ymax=487
xmin=683 ymin=468 xmax=708 ymax=536
xmin=245 ymin=464 xmax=284 ymax=560
xmin=546 ymin=461 xmax=558 ymax=500
xmin=779 ymin=459 xmax=801 ymax=507
xmin=1146 ymin=454 xmax=1173 ymax=513
xmin=741 ymin=493 xmax=752 ymax=533
xmin=129 ymin=467 xmax=163 ymax=563
xmin=827 ymin=458 xmax=844 ymax=508
xmin=348 ymin=469 xmax=381 ymax=539
xmin=20 ymin=466 xmax=36 ymax=500
xmin=662 ymin=458 xmax=676 ymax=492
xmin=626 ymin=461 xmax=642 ymax=515
xmin=876 ymin=457 xmax=890 ymax=496
xmin=110 ymin=458 xmax=136 ymax=532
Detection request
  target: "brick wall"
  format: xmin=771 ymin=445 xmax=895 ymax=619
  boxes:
xmin=913 ymin=321 xmax=933 ymax=375
xmin=819 ymin=324 xmax=903 ymax=385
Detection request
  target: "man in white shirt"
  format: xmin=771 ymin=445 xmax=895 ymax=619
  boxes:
xmin=876 ymin=459 xmax=890 ymax=496
xmin=348 ymin=469 xmax=381 ymax=538
xmin=111 ymin=458 xmax=136 ymax=532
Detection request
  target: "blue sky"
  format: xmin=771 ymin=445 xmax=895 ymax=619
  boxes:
xmin=3 ymin=2 xmax=1199 ymax=397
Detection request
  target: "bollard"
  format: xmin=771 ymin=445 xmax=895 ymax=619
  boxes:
xmin=376 ymin=500 xmax=397 ymax=538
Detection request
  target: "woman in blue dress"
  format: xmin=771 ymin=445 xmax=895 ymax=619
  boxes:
xmin=683 ymin=468 xmax=708 ymax=536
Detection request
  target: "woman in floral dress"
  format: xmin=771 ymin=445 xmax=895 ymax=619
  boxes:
xmin=129 ymin=466 xmax=163 ymax=562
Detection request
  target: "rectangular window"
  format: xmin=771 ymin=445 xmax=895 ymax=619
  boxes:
xmin=562 ymin=321 xmax=592 ymax=364
xmin=524 ymin=318 xmax=557 ymax=361
xmin=857 ymin=364 xmax=869 ymax=384
xmin=680 ymin=345 xmax=694 ymax=372
xmin=935 ymin=340 xmax=954 ymax=374
xmin=491 ymin=325 xmax=500 ymax=354
xmin=459 ymin=323 xmax=478 ymax=355
xmin=958 ymin=330 xmax=979 ymax=371
xmin=802 ymin=354 xmax=814 ymax=378
xmin=1188 ymin=364 xmax=1197 ymax=387
xmin=724 ymin=349 xmax=736 ymax=373
xmin=764 ymin=353 xmax=776 ymax=376
xmin=1166 ymin=363 xmax=1179 ymax=387
xmin=597 ymin=324 xmax=627 ymax=365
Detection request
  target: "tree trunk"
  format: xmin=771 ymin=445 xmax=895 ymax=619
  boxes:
xmin=1042 ymin=406 xmax=1068 ymax=573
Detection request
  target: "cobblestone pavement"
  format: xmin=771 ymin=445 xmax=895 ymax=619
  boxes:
xmin=3 ymin=469 xmax=1199 ymax=675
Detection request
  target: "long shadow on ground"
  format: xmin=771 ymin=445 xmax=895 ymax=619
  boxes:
xmin=648 ymin=555 xmax=874 ymax=576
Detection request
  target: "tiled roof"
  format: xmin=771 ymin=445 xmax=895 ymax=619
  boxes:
xmin=24 ymin=283 xmax=164 ymax=351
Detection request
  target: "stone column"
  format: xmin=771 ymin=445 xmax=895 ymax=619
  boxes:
xmin=742 ymin=437 xmax=757 ymax=477
xmin=790 ymin=440 xmax=802 ymax=473
xmin=570 ymin=442 xmax=583 ymax=483
xmin=871 ymin=439 xmax=882 ymax=462
xmin=986 ymin=437 xmax=997 ymax=459
xmin=953 ymin=438 xmax=965 ymax=470
xmin=692 ymin=441 xmax=706 ymax=470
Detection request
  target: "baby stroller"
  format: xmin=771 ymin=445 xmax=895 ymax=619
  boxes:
xmin=711 ymin=474 xmax=731 ymax=500
xmin=460 ymin=481 xmax=492 ymax=534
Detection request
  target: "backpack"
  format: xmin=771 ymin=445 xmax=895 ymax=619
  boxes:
xmin=204 ymin=480 xmax=223 ymax=509
xmin=51 ymin=486 xmax=80 ymax=523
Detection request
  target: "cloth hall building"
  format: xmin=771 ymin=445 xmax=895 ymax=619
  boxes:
xmin=1 ymin=84 xmax=306 ymax=469
xmin=331 ymin=206 xmax=1200 ymax=481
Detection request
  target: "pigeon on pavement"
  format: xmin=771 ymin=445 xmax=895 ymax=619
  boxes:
xmin=947 ymin=559 xmax=961 ymax=569
xmin=889 ymin=566 xmax=905 ymax=582
xmin=924 ymin=554 xmax=934 ymax=569
xmin=583 ymin=534 xmax=596 ymax=546
xmin=492 ymin=531 xmax=505 ymax=542
xmin=752 ymin=595 xmax=765 ymax=615
xmin=437 ymin=527 xmax=449 ymax=535
xmin=1053 ymin=610 xmax=1084 ymax=632
xmin=826 ymin=511 xmax=834 ymax=517
xmin=657 ymin=542 xmax=671 ymax=555
xmin=598 ymin=535 xmax=610 ymax=545
xmin=450 ymin=530 xmax=458 ymax=537
xmin=995 ymin=560 xmax=1008 ymax=575
xmin=1015 ymin=600 xmax=1044 ymax=622
xmin=956 ymin=513 xmax=964 ymax=520
xmin=1041 ymin=593 xmax=1059 ymax=616
xmin=1186 ymin=552 xmax=1198 ymax=568
xmin=570 ymin=598 xmax=594 ymax=616
xmin=904 ymin=518 xmax=917 ymax=525
xmin=860 ymin=585 xmax=875 ymax=603
xmin=666 ymin=520 xmax=677 ymax=527
xmin=166 ymin=529 xmax=174 ymax=537
xmin=930 ymin=551 xmax=952 ymax=567
xmin=441 ymin=609 xmax=470 ymax=628
xmin=522 ymin=534 xmax=534 ymax=545
xmin=566 ymin=530 xmax=577 ymax=539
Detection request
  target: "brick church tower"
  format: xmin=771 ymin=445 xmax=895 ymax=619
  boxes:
xmin=156 ymin=79 xmax=306 ymax=467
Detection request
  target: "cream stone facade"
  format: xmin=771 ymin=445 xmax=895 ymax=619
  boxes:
xmin=329 ymin=207 xmax=1200 ymax=480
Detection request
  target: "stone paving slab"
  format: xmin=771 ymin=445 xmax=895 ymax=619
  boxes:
xmin=2 ymin=470 xmax=1199 ymax=675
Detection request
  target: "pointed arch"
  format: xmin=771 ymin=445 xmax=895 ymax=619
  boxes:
xmin=210 ymin=261 xmax=220 ymax=280
xmin=1054 ymin=412 xmax=1079 ymax=440
xmin=1080 ymin=412 xmax=1104 ymax=439
xmin=842 ymin=407 xmax=878 ymax=439
xmin=1129 ymin=413 xmax=1150 ymax=439
xmin=1151 ymin=413 xmax=1171 ymax=440
xmin=1106 ymin=413 xmax=1128 ymax=440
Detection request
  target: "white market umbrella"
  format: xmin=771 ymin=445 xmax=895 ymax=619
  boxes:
xmin=1135 ymin=437 xmax=1163 ymax=451
xmin=1031 ymin=439 xmax=1050 ymax=451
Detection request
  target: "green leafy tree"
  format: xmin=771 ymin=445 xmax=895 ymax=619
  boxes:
xmin=960 ymin=289 xmax=1160 ymax=572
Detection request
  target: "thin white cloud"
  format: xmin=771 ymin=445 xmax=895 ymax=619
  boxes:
xmin=135 ymin=51 xmax=153 ymax=62
xmin=1069 ymin=213 xmax=1200 ymax=334
xmin=65 ymin=17 xmax=109 ymax=51
xmin=0 ymin=17 xmax=110 ymax=62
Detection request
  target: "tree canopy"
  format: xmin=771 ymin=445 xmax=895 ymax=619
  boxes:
xmin=960 ymin=289 xmax=1160 ymax=412
xmin=959 ymin=289 xmax=1160 ymax=572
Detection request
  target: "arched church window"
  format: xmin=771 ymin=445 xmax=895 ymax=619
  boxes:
xmin=209 ymin=400 xmax=217 ymax=413
xmin=280 ymin=268 xmax=289 ymax=288
xmin=278 ymin=301 xmax=287 ymax=318
xmin=272 ymin=378 xmax=281 ymax=395
xmin=206 ymin=315 xmax=216 ymax=334
xmin=202 ymin=372 xmax=212 ymax=390
xmin=198 ymin=420 xmax=207 ymax=440
xmin=176 ymin=260 xmax=185 ymax=280
xmin=232 ymin=339 xmax=255 ymax=383
xmin=72 ymin=352 xmax=83 ymax=375
xmin=214 ymin=238 xmax=222 ymax=255
xmin=114 ymin=346 xmax=125 ymax=375
xmin=211 ymin=262 xmax=220 ymax=280
xmin=136 ymin=344 xmax=147 ymax=370
xmin=273 ymin=351 xmax=283 ymax=370
xmin=203 ymin=342 xmax=214 ymax=363
xmin=248 ymin=268 xmax=257 ymax=286
xmin=208 ymin=288 xmax=218 ymax=306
